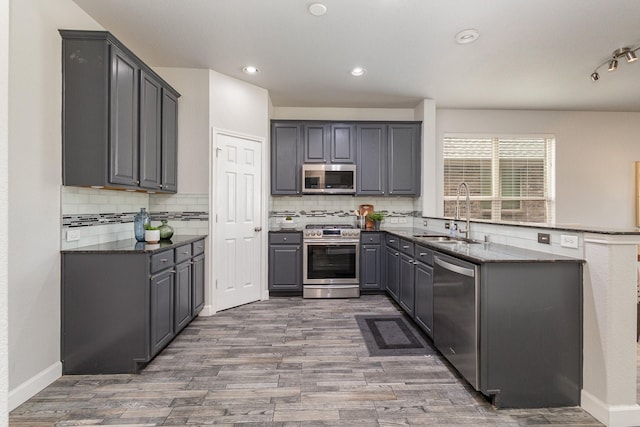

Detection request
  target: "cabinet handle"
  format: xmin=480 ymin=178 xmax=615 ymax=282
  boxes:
xmin=394 ymin=252 xmax=399 ymax=256
xmin=402 ymin=245 xmax=410 ymax=249
xmin=158 ymin=184 xmax=163 ymax=189
xmin=283 ymin=237 xmax=287 ymax=241
xmin=182 ymin=251 xmax=190 ymax=255
xmin=196 ymin=245 xmax=203 ymax=249
xmin=134 ymin=180 xmax=140 ymax=184
xmin=160 ymin=258 xmax=169 ymax=263
xmin=419 ymin=252 xmax=427 ymax=256
xmin=389 ymin=239 xmax=395 ymax=243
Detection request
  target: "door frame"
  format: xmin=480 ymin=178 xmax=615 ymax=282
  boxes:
xmin=205 ymin=127 xmax=268 ymax=315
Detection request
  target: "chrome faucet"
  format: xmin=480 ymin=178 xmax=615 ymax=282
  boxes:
xmin=455 ymin=182 xmax=471 ymax=239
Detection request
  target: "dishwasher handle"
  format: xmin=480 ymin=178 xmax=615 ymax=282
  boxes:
xmin=434 ymin=255 xmax=475 ymax=278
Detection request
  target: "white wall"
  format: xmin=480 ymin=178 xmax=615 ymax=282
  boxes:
xmin=8 ymin=0 xmax=102 ymax=409
xmin=153 ymin=67 xmax=210 ymax=194
xmin=1 ymin=0 xmax=8 ymax=421
xmin=436 ymin=109 xmax=640 ymax=228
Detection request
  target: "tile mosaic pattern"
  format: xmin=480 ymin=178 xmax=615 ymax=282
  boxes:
xmin=62 ymin=212 xmax=208 ymax=228
xmin=10 ymin=295 xmax=603 ymax=426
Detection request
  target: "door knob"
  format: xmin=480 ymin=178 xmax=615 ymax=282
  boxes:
xmin=254 ymin=227 xmax=262 ymax=232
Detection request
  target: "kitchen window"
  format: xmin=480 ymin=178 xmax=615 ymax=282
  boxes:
xmin=443 ymin=135 xmax=555 ymax=223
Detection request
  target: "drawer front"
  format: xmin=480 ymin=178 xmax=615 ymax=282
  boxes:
xmin=151 ymin=249 xmax=174 ymax=273
xmin=414 ymin=244 xmax=433 ymax=266
xmin=269 ymin=232 xmax=301 ymax=244
xmin=175 ymin=244 xmax=192 ymax=264
xmin=192 ymin=239 xmax=205 ymax=256
xmin=385 ymin=234 xmax=400 ymax=250
xmin=400 ymin=239 xmax=414 ymax=257
xmin=361 ymin=232 xmax=381 ymax=244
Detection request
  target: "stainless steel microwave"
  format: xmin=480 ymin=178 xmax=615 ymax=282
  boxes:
xmin=302 ymin=164 xmax=356 ymax=194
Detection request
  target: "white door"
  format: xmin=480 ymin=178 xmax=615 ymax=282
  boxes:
xmin=214 ymin=131 xmax=263 ymax=311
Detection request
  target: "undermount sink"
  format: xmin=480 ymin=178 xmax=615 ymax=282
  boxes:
xmin=412 ymin=234 xmax=480 ymax=244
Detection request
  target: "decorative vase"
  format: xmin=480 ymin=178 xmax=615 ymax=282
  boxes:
xmin=373 ymin=220 xmax=381 ymax=230
xmin=158 ymin=220 xmax=174 ymax=240
xmin=134 ymin=208 xmax=150 ymax=242
xmin=145 ymin=229 xmax=160 ymax=244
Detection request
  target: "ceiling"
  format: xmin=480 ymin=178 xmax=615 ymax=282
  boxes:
xmin=72 ymin=0 xmax=640 ymax=111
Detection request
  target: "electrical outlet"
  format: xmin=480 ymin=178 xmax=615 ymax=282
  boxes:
xmin=66 ymin=229 xmax=81 ymax=242
xmin=560 ymin=234 xmax=579 ymax=249
xmin=537 ymin=233 xmax=550 ymax=244
xmin=390 ymin=217 xmax=399 ymax=224
xmin=398 ymin=217 xmax=407 ymax=224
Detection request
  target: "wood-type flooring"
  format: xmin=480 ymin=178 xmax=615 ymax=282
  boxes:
xmin=10 ymin=295 xmax=603 ymax=426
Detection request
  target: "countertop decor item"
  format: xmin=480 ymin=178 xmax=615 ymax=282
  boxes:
xmin=158 ymin=220 xmax=174 ymax=240
xmin=368 ymin=212 xmax=385 ymax=230
xmin=144 ymin=224 xmax=160 ymax=244
xmin=281 ymin=216 xmax=296 ymax=229
xmin=359 ymin=204 xmax=374 ymax=229
xmin=134 ymin=208 xmax=151 ymax=242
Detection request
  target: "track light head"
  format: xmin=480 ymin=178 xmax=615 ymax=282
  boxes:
xmin=591 ymin=46 xmax=640 ymax=81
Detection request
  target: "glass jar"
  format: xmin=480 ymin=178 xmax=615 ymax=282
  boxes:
xmin=133 ymin=208 xmax=150 ymax=242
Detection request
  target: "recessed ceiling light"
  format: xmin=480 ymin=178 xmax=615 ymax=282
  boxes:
xmin=309 ymin=3 xmax=327 ymax=16
xmin=350 ymin=67 xmax=367 ymax=77
xmin=242 ymin=66 xmax=259 ymax=75
xmin=455 ymin=29 xmax=480 ymax=44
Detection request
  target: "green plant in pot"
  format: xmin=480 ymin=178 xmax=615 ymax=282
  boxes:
xmin=144 ymin=223 xmax=160 ymax=244
xmin=368 ymin=212 xmax=385 ymax=230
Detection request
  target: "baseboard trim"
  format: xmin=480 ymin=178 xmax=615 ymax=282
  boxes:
xmin=581 ymin=389 xmax=640 ymax=427
xmin=8 ymin=361 xmax=61 ymax=411
xmin=199 ymin=304 xmax=215 ymax=317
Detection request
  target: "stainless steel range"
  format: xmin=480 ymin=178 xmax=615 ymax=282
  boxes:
xmin=303 ymin=224 xmax=360 ymax=298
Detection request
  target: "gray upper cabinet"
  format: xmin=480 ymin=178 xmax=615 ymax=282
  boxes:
xmin=388 ymin=124 xmax=421 ymax=195
xmin=109 ymin=45 xmax=139 ymax=186
xmin=161 ymin=90 xmax=179 ymax=192
xmin=303 ymin=124 xmax=329 ymax=163
xmin=356 ymin=124 xmax=387 ymax=195
xmin=139 ymin=71 xmax=162 ymax=190
xmin=303 ymin=123 xmax=356 ymax=164
xmin=271 ymin=122 xmax=302 ymax=195
xmin=60 ymin=30 xmax=180 ymax=193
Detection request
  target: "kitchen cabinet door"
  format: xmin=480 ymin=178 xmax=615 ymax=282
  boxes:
xmin=330 ymin=123 xmax=356 ymax=163
xmin=268 ymin=244 xmax=302 ymax=292
xmin=414 ymin=261 xmax=434 ymax=338
xmin=360 ymin=243 xmax=383 ymax=290
xmin=139 ymin=70 xmax=163 ymax=190
xmin=150 ymin=269 xmax=175 ymax=356
xmin=385 ymin=246 xmax=400 ymax=302
xmin=399 ymin=253 xmax=415 ymax=316
xmin=161 ymin=89 xmax=179 ymax=192
xmin=356 ymin=124 xmax=387 ymax=195
xmin=192 ymin=253 xmax=205 ymax=315
xmin=303 ymin=123 xmax=330 ymax=163
xmin=174 ymin=261 xmax=193 ymax=333
xmin=109 ymin=45 xmax=140 ymax=187
xmin=388 ymin=123 xmax=421 ymax=196
xmin=271 ymin=122 xmax=302 ymax=195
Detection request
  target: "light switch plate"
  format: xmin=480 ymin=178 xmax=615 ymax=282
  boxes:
xmin=66 ymin=229 xmax=81 ymax=242
xmin=560 ymin=234 xmax=579 ymax=249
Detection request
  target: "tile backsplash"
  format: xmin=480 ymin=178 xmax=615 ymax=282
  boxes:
xmin=269 ymin=195 xmax=419 ymax=229
xmin=60 ymin=187 xmax=208 ymax=249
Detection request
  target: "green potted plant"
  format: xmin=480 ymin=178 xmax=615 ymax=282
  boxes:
xmin=367 ymin=212 xmax=385 ymax=230
xmin=144 ymin=223 xmax=160 ymax=243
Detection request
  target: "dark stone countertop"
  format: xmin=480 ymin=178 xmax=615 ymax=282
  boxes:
xmin=61 ymin=235 xmax=207 ymax=254
xmin=385 ymin=229 xmax=583 ymax=264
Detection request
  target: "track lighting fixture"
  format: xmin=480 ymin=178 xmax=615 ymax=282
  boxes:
xmin=591 ymin=46 xmax=640 ymax=81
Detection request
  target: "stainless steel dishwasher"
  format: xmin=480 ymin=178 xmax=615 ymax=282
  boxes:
xmin=433 ymin=252 xmax=479 ymax=389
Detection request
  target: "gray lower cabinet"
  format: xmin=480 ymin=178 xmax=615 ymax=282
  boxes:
xmin=360 ymin=233 xmax=383 ymax=291
xmin=60 ymin=30 xmax=180 ymax=193
xmin=413 ymin=245 xmax=434 ymax=338
xmin=399 ymin=253 xmax=415 ymax=316
xmin=61 ymin=237 xmax=205 ymax=374
xmin=384 ymin=247 xmax=400 ymax=302
xmin=271 ymin=122 xmax=302 ymax=195
xmin=268 ymin=232 xmax=302 ymax=293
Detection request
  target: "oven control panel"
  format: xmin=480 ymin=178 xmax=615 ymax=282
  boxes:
xmin=303 ymin=228 xmax=361 ymax=239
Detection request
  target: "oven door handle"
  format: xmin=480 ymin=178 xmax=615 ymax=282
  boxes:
xmin=303 ymin=240 xmax=360 ymax=245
